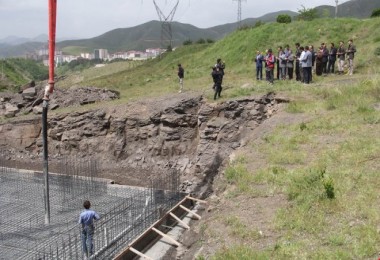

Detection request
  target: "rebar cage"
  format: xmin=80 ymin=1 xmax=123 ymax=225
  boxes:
xmin=0 ymin=156 xmax=183 ymax=259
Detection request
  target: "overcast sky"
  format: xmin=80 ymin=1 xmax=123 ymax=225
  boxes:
xmin=0 ymin=0 xmax=348 ymax=39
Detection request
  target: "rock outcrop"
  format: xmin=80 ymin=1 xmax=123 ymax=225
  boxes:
xmin=0 ymin=92 xmax=288 ymax=193
xmin=0 ymin=83 xmax=119 ymax=118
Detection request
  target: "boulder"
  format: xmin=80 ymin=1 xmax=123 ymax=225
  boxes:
xmin=22 ymin=87 xmax=37 ymax=100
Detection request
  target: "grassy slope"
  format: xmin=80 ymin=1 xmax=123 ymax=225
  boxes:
xmin=64 ymin=17 xmax=380 ymax=100
xmin=56 ymin=18 xmax=380 ymax=259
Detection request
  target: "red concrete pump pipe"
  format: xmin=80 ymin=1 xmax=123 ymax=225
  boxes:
xmin=46 ymin=0 xmax=57 ymax=99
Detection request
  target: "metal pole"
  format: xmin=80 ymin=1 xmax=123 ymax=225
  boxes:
xmin=43 ymin=0 xmax=57 ymax=225
xmin=43 ymin=100 xmax=50 ymax=225
xmin=335 ymin=0 xmax=339 ymax=18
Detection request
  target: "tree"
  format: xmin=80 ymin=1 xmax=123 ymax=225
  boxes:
xmin=196 ymin=38 xmax=206 ymax=44
xmin=183 ymin=39 xmax=193 ymax=45
xmin=296 ymin=5 xmax=319 ymax=21
xmin=371 ymin=8 xmax=380 ymax=18
xmin=253 ymin=20 xmax=264 ymax=28
xmin=276 ymin=14 xmax=292 ymax=24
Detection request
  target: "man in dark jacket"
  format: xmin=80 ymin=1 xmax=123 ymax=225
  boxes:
xmin=215 ymin=58 xmax=225 ymax=83
xmin=327 ymin=42 xmax=337 ymax=74
xmin=211 ymin=66 xmax=223 ymax=100
xmin=321 ymin=43 xmax=329 ymax=74
xmin=346 ymin=39 xmax=357 ymax=75
xmin=254 ymin=51 xmax=264 ymax=80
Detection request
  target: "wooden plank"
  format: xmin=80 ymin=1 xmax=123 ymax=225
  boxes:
xmin=129 ymin=247 xmax=153 ymax=260
xmin=179 ymin=205 xmax=201 ymax=220
xmin=114 ymin=196 xmax=189 ymax=259
xmin=186 ymin=196 xmax=207 ymax=204
xmin=152 ymin=227 xmax=181 ymax=247
xmin=169 ymin=212 xmax=190 ymax=230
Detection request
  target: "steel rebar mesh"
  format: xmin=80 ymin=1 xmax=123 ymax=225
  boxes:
xmin=0 ymin=155 xmax=184 ymax=259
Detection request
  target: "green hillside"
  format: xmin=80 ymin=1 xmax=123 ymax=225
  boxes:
xmin=0 ymin=58 xmax=48 ymax=91
xmin=57 ymin=17 xmax=380 ymax=101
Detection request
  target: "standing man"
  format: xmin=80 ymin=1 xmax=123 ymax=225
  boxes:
xmin=298 ymin=46 xmax=305 ymax=83
xmin=265 ymin=49 xmax=275 ymax=84
xmin=177 ymin=64 xmax=184 ymax=93
xmin=346 ymin=39 xmax=357 ymax=75
xmin=301 ymin=46 xmax=313 ymax=84
xmin=278 ymin=47 xmax=287 ymax=80
xmin=327 ymin=42 xmax=337 ymax=74
xmin=276 ymin=46 xmax=283 ymax=80
xmin=337 ymin=41 xmax=346 ymax=75
xmin=211 ymin=66 xmax=223 ymax=100
xmin=285 ymin=45 xmax=294 ymax=80
xmin=254 ymin=51 xmax=264 ymax=80
xmin=79 ymin=200 xmax=100 ymax=258
xmin=295 ymin=43 xmax=301 ymax=81
xmin=321 ymin=43 xmax=329 ymax=74
xmin=215 ymin=58 xmax=225 ymax=84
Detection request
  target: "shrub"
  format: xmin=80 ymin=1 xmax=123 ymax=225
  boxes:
xmin=375 ymin=47 xmax=380 ymax=56
xmin=370 ymin=8 xmax=380 ymax=18
xmin=183 ymin=39 xmax=193 ymax=45
xmin=254 ymin=20 xmax=264 ymax=28
xmin=277 ymin=14 xmax=292 ymax=24
xmin=196 ymin=38 xmax=206 ymax=44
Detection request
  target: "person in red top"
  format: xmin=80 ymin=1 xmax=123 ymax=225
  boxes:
xmin=265 ymin=49 xmax=275 ymax=84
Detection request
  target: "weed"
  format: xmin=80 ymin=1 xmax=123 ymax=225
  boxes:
xmin=299 ymin=122 xmax=307 ymax=131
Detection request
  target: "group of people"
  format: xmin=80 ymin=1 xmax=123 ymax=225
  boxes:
xmin=255 ymin=39 xmax=357 ymax=84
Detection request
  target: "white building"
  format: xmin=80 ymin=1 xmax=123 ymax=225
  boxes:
xmin=94 ymin=49 xmax=109 ymax=60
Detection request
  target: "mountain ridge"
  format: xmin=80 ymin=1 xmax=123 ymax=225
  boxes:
xmin=1 ymin=0 xmax=379 ymax=58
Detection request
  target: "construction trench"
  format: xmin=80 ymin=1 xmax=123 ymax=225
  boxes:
xmin=0 ymin=157 xmax=197 ymax=260
xmin=0 ymin=93 xmax=287 ymax=259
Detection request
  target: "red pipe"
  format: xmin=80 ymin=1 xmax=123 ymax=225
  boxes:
xmin=47 ymin=0 xmax=57 ymax=97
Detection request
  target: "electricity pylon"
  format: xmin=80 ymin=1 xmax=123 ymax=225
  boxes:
xmin=153 ymin=0 xmax=179 ymax=50
xmin=233 ymin=0 xmax=246 ymax=29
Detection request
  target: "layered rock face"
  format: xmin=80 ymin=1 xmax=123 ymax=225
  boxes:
xmin=0 ymin=92 xmax=286 ymax=193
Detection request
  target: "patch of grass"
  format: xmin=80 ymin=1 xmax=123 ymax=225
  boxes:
xmin=224 ymin=216 xmax=261 ymax=240
xmin=212 ymin=245 xmax=269 ymax=260
xmin=224 ymin=156 xmax=257 ymax=195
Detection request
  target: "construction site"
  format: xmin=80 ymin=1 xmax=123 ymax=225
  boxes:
xmin=0 ymin=156 xmax=198 ymax=259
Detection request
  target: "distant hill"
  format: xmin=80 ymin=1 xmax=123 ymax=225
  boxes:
xmin=57 ymin=20 xmax=222 ymax=53
xmin=209 ymin=10 xmax=298 ymax=36
xmin=1 ymin=0 xmax=380 ymax=57
xmin=0 ymin=35 xmax=48 ymax=46
xmin=315 ymin=0 xmax=380 ymax=18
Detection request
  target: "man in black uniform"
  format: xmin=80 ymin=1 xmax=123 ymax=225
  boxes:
xmin=215 ymin=58 xmax=225 ymax=84
xmin=211 ymin=66 xmax=223 ymax=100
